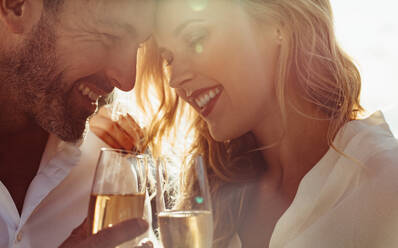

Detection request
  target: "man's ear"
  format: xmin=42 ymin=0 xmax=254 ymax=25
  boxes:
xmin=0 ymin=0 xmax=43 ymax=34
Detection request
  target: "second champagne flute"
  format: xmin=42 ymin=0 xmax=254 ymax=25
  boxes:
xmin=156 ymin=156 xmax=213 ymax=248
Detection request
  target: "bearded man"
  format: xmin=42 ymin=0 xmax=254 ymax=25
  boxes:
xmin=0 ymin=0 xmax=154 ymax=247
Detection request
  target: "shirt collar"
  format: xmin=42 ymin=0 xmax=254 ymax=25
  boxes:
xmin=38 ymin=134 xmax=83 ymax=174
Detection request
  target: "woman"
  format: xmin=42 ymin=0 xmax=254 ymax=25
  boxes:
xmin=92 ymin=0 xmax=398 ymax=247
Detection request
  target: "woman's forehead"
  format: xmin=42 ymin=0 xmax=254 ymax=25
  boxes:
xmin=155 ymin=0 xmax=241 ymax=31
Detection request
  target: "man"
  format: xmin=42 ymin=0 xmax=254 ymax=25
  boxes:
xmin=0 ymin=0 xmax=154 ymax=247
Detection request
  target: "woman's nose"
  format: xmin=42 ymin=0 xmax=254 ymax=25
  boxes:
xmin=160 ymin=47 xmax=194 ymax=88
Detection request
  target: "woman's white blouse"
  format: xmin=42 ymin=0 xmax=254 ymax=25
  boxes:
xmin=229 ymin=111 xmax=398 ymax=248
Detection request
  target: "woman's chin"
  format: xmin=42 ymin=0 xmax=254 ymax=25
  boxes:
xmin=209 ymin=127 xmax=244 ymax=143
xmin=208 ymin=128 xmax=228 ymax=142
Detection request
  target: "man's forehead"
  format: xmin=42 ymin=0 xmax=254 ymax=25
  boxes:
xmin=66 ymin=0 xmax=155 ymax=32
xmin=92 ymin=1 xmax=154 ymax=20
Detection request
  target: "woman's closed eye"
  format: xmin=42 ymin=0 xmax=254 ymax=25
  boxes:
xmin=185 ymin=29 xmax=209 ymax=53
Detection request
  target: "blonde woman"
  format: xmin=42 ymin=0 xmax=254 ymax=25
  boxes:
xmin=91 ymin=0 xmax=398 ymax=247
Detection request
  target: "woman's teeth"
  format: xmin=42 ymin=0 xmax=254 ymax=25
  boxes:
xmin=195 ymin=88 xmax=221 ymax=109
xmin=78 ymin=84 xmax=100 ymax=102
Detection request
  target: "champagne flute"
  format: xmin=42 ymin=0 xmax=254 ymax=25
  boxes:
xmin=156 ymin=156 xmax=213 ymax=248
xmin=88 ymin=148 xmax=148 ymax=247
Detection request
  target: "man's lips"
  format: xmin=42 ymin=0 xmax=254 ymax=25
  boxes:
xmin=73 ymin=73 xmax=115 ymax=101
xmin=77 ymin=82 xmax=112 ymax=102
xmin=78 ymin=84 xmax=100 ymax=102
xmin=70 ymin=81 xmax=113 ymax=115
xmin=84 ymin=81 xmax=113 ymax=95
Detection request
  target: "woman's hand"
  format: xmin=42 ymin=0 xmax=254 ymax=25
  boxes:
xmin=90 ymin=106 xmax=145 ymax=152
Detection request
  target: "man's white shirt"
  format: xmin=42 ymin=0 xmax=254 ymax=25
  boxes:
xmin=0 ymin=130 xmax=152 ymax=248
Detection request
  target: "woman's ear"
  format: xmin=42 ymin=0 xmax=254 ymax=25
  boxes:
xmin=0 ymin=0 xmax=43 ymax=34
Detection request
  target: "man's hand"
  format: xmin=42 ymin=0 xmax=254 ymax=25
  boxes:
xmin=59 ymin=218 xmax=148 ymax=248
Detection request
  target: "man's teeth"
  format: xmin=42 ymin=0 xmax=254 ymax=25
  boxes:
xmin=78 ymin=84 xmax=100 ymax=102
xmin=195 ymin=88 xmax=221 ymax=109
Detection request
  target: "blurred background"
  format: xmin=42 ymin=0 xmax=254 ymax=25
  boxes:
xmin=332 ymin=0 xmax=398 ymax=135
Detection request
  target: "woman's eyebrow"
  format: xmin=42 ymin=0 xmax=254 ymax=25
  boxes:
xmin=174 ymin=19 xmax=204 ymax=36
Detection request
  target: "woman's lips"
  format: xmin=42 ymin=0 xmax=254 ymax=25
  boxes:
xmin=188 ymin=85 xmax=223 ymax=117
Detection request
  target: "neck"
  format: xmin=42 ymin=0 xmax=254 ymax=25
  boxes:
xmin=0 ymin=116 xmax=50 ymax=170
xmin=253 ymin=103 xmax=330 ymax=201
xmin=0 ymin=70 xmax=29 ymax=136
xmin=0 ymin=82 xmax=50 ymax=171
xmin=0 ymin=63 xmax=51 ymax=212
xmin=0 ymin=109 xmax=32 ymax=137
xmin=0 ymin=119 xmax=49 ymax=213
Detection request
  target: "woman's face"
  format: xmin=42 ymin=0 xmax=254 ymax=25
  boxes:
xmin=156 ymin=0 xmax=281 ymax=141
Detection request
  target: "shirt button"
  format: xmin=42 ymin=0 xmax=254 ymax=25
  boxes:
xmin=16 ymin=232 xmax=23 ymax=242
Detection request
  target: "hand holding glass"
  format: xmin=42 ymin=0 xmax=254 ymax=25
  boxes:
xmin=88 ymin=148 xmax=148 ymax=247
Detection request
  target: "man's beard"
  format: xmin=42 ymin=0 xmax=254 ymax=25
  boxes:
xmin=0 ymin=14 xmax=87 ymax=142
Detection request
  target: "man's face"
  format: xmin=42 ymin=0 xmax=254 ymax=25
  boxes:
xmin=1 ymin=0 xmax=154 ymax=142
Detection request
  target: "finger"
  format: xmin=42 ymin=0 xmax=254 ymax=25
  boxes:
xmin=90 ymin=115 xmax=135 ymax=150
xmin=89 ymin=108 xmax=112 ymax=135
xmin=96 ymin=105 xmax=113 ymax=118
xmin=89 ymin=114 xmax=113 ymax=131
xmin=75 ymin=219 xmax=149 ymax=248
xmin=117 ymin=115 xmax=141 ymax=146
xmin=124 ymin=114 xmax=145 ymax=151
xmin=90 ymin=126 xmax=123 ymax=149
xmin=126 ymin=113 xmax=144 ymax=139
xmin=59 ymin=218 xmax=90 ymax=247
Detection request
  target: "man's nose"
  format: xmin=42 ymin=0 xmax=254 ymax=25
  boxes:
xmin=105 ymin=44 xmax=138 ymax=92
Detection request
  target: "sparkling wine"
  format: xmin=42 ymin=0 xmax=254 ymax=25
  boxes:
xmin=158 ymin=210 xmax=213 ymax=248
xmin=88 ymin=193 xmax=145 ymax=234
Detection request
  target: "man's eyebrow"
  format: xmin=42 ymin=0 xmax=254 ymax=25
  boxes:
xmin=174 ymin=19 xmax=204 ymax=36
xmin=98 ymin=20 xmax=137 ymax=36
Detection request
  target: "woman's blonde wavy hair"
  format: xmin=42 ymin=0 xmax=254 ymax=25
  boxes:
xmin=134 ymin=0 xmax=363 ymax=247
